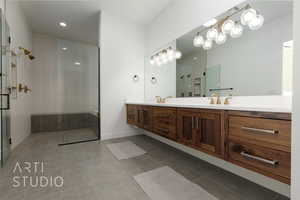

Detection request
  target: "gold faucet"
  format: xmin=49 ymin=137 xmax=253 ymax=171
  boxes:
xmin=155 ymin=96 xmax=172 ymax=103
xmin=210 ymin=93 xmax=221 ymax=105
xmin=224 ymin=94 xmax=232 ymax=105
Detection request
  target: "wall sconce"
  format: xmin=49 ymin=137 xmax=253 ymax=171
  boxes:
xmin=133 ymin=75 xmax=139 ymax=82
xmin=151 ymin=77 xmax=157 ymax=84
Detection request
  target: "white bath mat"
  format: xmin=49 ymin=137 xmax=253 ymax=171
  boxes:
xmin=134 ymin=166 xmax=218 ymax=200
xmin=107 ymin=141 xmax=146 ymax=160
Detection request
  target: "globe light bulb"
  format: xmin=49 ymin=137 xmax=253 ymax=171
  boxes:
xmin=221 ymin=19 xmax=235 ymax=34
xmin=167 ymin=48 xmax=175 ymax=61
xmin=203 ymin=40 xmax=213 ymax=50
xmin=175 ymin=50 xmax=182 ymax=59
xmin=154 ymin=55 xmax=160 ymax=62
xmin=248 ymin=14 xmax=264 ymax=30
xmin=206 ymin=28 xmax=218 ymax=41
xmin=150 ymin=57 xmax=155 ymax=65
xmin=215 ymin=32 xmax=227 ymax=45
xmin=241 ymin=8 xmax=257 ymax=25
xmin=230 ymin=24 xmax=243 ymax=38
xmin=157 ymin=60 xmax=162 ymax=66
xmin=193 ymin=34 xmax=204 ymax=47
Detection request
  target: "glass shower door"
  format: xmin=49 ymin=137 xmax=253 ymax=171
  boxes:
xmin=1 ymin=9 xmax=11 ymax=166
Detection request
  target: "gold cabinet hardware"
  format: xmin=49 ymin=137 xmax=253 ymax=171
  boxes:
xmin=18 ymin=83 xmax=25 ymax=92
xmin=210 ymin=93 xmax=221 ymax=104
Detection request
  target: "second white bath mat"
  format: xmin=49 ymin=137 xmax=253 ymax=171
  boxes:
xmin=107 ymin=141 xmax=146 ymax=160
xmin=134 ymin=166 xmax=218 ymax=200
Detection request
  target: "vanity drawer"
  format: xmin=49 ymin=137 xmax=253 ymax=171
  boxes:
xmin=228 ymin=141 xmax=290 ymax=183
xmin=153 ymin=107 xmax=177 ymax=140
xmin=228 ymin=116 xmax=291 ymax=152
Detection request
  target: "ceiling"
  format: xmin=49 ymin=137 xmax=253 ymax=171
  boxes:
xmin=17 ymin=0 xmax=173 ymax=45
xmin=177 ymin=0 xmax=293 ymax=57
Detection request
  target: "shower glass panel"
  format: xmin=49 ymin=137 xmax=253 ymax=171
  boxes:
xmin=57 ymin=39 xmax=100 ymax=144
xmin=1 ymin=8 xmax=12 ymax=165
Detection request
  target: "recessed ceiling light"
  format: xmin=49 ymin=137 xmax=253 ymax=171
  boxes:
xmin=203 ymin=18 xmax=217 ymax=27
xmin=59 ymin=21 xmax=67 ymax=28
xmin=74 ymin=62 xmax=81 ymax=66
xmin=62 ymin=47 xmax=68 ymax=51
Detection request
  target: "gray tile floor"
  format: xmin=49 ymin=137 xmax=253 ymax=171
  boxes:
xmin=0 ymin=131 xmax=290 ymax=200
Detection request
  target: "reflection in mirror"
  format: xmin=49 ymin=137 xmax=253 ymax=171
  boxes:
xmin=176 ymin=0 xmax=293 ymax=97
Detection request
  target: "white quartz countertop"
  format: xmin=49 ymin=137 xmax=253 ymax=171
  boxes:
xmin=126 ymin=101 xmax=292 ymax=113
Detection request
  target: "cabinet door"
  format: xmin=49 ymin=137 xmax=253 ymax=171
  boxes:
xmin=127 ymin=105 xmax=138 ymax=125
xmin=153 ymin=107 xmax=177 ymax=140
xmin=177 ymin=110 xmax=197 ymax=146
xmin=194 ymin=112 xmax=221 ymax=155
xmin=136 ymin=106 xmax=144 ymax=128
xmin=142 ymin=106 xmax=153 ymax=131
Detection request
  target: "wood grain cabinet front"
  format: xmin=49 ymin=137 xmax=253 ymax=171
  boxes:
xmin=226 ymin=111 xmax=291 ymax=184
xmin=126 ymin=105 xmax=291 ymax=184
xmin=177 ymin=109 xmax=224 ymax=157
xmin=228 ymin=141 xmax=291 ymax=184
xmin=152 ymin=107 xmax=177 ymax=141
xmin=127 ymin=105 xmax=138 ymax=125
xmin=127 ymin=105 xmax=153 ymax=131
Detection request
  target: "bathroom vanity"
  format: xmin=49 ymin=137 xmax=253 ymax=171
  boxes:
xmin=126 ymin=103 xmax=291 ymax=184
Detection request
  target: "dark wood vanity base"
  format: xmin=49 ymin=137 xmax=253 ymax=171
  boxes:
xmin=126 ymin=104 xmax=291 ymax=184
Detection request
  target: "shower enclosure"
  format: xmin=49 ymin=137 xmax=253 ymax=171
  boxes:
xmin=0 ymin=8 xmax=11 ymax=165
xmin=30 ymin=38 xmax=100 ymax=145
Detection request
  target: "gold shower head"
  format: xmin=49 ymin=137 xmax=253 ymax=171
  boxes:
xmin=28 ymin=55 xmax=35 ymax=60
xmin=19 ymin=47 xmax=31 ymax=55
xmin=19 ymin=47 xmax=35 ymax=60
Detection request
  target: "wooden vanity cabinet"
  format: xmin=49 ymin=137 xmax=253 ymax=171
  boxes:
xmin=152 ymin=107 xmax=177 ymax=141
xmin=177 ymin=109 xmax=224 ymax=157
xmin=127 ymin=104 xmax=291 ymax=184
xmin=127 ymin=104 xmax=138 ymax=125
xmin=226 ymin=111 xmax=292 ymax=184
xmin=127 ymin=105 xmax=153 ymax=131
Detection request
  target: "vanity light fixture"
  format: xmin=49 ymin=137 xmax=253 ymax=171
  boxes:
xmin=215 ymin=32 xmax=227 ymax=45
xmin=74 ymin=62 xmax=81 ymax=66
xmin=203 ymin=18 xmax=218 ymax=27
xmin=193 ymin=4 xmax=264 ymax=50
xmin=203 ymin=40 xmax=213 ymax=50
xmin=206 ymin=28 xmax=218 ymax=40
xmin=230 ymin=24 xmax=243 ymax=38
xmin=150 ymin=47 xmax=182 ymax=66
xmin=193 ymin=33 xmax=204 ymax=47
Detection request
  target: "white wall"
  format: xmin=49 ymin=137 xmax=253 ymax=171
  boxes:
xmin=6 ymin=1 xmax=33 ymax=149
xmin=291 ymin=0 xmax=299 ymax=199
xmin=32 ymin=34 xmax=98 ymax=115
xmin=100 ymin=11 xmax=145 ymax=139
xmin=207 ymin=14 xmax=292 ymax=96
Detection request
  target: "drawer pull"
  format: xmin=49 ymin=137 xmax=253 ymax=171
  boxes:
xmin=241 ymin=151 xmax=279 ymax=167
xmin=241 ymin=127 xmax=278 ymax=135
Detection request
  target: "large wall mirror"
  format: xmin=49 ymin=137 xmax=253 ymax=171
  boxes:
xmin=145 ymin=0 xmax=293 ymax=100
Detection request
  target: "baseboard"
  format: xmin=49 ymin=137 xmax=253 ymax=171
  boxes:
xmin=143 ymin=131 xmax=290 ymax=197
xmin=101 ymin=129 xmax=142 ymax=140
